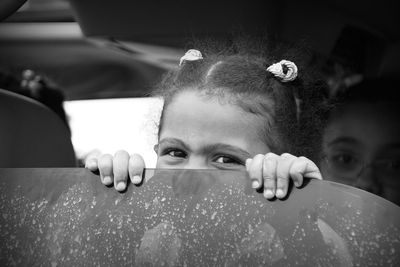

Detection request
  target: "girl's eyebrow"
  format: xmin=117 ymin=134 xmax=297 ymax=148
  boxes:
xmin=158 ymin=138 xmax=190 ymax=151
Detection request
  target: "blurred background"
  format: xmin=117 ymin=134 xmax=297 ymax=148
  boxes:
xmin=1 ymin=0 xmax=399 ymax=167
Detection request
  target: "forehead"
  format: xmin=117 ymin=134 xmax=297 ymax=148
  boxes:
xmin=159 ymin=90 xmax=270 ymax=155
xmin=324 ymin=102 xmax=400 ymax=153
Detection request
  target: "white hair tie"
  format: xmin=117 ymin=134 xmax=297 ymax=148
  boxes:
xmin=179 ymin=49 xmax=203 ymax=66
xmin=266 ymin=60 xmax=298 ymax=82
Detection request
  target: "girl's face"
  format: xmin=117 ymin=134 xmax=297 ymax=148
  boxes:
xmin=321 ymin=102 xmax=400 ymax=205
xmin=155 ymin=90 xmax=271 ymax=170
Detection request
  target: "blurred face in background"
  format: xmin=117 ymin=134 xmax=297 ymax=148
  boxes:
xmin=321 ymin=101 xmax=400 ymax=206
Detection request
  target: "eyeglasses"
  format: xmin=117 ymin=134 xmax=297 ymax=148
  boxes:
xmin=321 ymin=154 xmax=400 ymax=185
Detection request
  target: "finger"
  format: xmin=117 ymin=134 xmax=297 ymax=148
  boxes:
xmin=275 ymin=153 xmax=296 ymax=199
xmin=85 ymin=157 xmax=98 ymax=172
xmin=98 ymin=154 xmax=113 ymax=185
xmin=262 ymin=153 xmax=279 ymax=199
xmin=129 ymin=153 xmax=146 ymax=185
xmin=299 ymin=156 xmax=323 ymax=180
xmin=289 ymin=164 xmax=304 ymax=188
xmin=113 ymin=150 xmax=130 ymax=191
xmin=247 ymin=154 xmax=265 ymax=190
xmin=289 ymin=157 xmax=323 ymax=188
xmin=245 ymin=158 xmax=252 ymax=172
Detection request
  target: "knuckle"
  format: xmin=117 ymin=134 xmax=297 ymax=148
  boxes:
xmin=281 ymin=153 xmax=296 ymax=162
xmin=115 ymin=150 xmax=129 ymax=158
xmin=262 ymin=174 xmax=274 ymax=182
xmin=130 ymin=154 xmax=145 ymax=166
xmin=263 ymin=156 xmax=277 ymax=167
xmin=263 ymin=181 xmax=275 ymax=190
xmin=298 ymin=156 xmax=309 ymax=161
xmin=265 ymin=152 xmax=278 ymax=159
xmin=253 ymin=154 xmax=265 ymax=161
xmin=130 ymin=153 xmax=143 ymax=161
xmin=277 ymin=176 xmax=288 ymax=184
xmin=99 ymin=153 xmax=112 ymax=161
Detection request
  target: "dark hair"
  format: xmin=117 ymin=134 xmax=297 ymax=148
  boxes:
xmin=153 ymin=37 xmax=326 ymax=160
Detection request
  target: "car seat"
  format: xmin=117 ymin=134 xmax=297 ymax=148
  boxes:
xmin=0 ymin=88 xmax=76 ymax=167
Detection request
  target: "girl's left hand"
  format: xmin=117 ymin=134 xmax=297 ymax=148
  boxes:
xmin=246 ymin=153 xmax=322 ymax=199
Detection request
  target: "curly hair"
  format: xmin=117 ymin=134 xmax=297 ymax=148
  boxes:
xmin=152 ymin=36 xmax=327 ymax=161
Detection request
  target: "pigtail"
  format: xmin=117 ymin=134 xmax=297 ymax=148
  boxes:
xmin=266 ymin=60 xmax=298 ymax=83
xmin=264 ymin=57 xmax=328 ymax=161
xmin=179 ymin=49 xmax=203 ymax=66
xmin=156 ymin=49 xmax=206 ymax=99
xmin=266 ymin=74 xmax=299 ymax=154
xmin=294 ymin=70 xmax=329 ymax=162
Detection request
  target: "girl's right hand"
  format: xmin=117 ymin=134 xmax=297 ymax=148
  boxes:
xmin=85 ymin=150 xmax=146 ymax=192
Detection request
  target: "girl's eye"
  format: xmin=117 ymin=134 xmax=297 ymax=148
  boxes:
xmin=167 ymin=149 xmax=187 ymax=158
xmin=214 ymin=155 xmax=242 ymax=165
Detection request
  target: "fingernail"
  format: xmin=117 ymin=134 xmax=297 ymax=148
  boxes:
xmin=264 ymin=189 xmax=274 ymax=199
xmin=276 ymin=189 xmax=284 ymax=198
xmin=132 ymin=175 xmax=142 ymax=184
xmin=116 ymin=182 xmax=126 ymax=191
xmin=103 ymin=176 xmax=112 ymax=185
xmin=251 ymin=180 xmax=259 ymax=189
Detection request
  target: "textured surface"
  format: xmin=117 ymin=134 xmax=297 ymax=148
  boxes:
xmin=0 ymin=168 xmax=399 ymax=266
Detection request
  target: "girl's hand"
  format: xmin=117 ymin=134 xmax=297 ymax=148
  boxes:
xmin=85 ymin=150 xmax=146 ymax=192
xmin=246 ymin=153 xmax=322 ymax=199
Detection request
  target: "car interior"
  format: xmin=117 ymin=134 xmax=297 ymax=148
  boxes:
xmin=0 ymin=1 xmax=399 ymax=265
xmin=1 ymin=0 xmax=399 ymax=168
